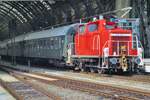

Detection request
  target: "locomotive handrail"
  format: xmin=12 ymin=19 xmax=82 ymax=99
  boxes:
xmin=101 ymin=40 xmax=144 ymax=68
xmin=138 ymin=40 xmax=144 ymax=58
xmin=102 ymin=41 xmax=109 ymax=68
xmin=68 ymin=43 xmax=76 ymax=56
xmin=102 ymin=40 xmax=144 ymax=57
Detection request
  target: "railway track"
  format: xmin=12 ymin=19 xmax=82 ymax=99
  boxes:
xmin=1 ymin=66 xmax=150 ymax=100
xmin=77 ymin=71 xmax=150 ymax=83
xmin=0 ymin=67 xmax=61 ymax=100
xmin=33 ymin=73 xmax=150 ymax=100
xmin=1 ymin=81 xmax=51 ymax=100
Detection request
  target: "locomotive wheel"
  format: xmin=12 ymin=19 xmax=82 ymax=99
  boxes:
xmin=128 ymin=66 xmax=133 ymax=75
xmin=108 ymin=68 xmax=113 ymax=75
xmin=74 ymin=67 xmax=80 ymax=71
xmin=117 ymin=69 xmax=123 ymax=74
xmin=134 ymin=68 xmax=143 ymax=75
xmin=98 ymin=69 xmax=105 ymax=74
xmin=133 ymin=66 xmax=138 ymax=74
xmin=97 ymin=69 xmax=103 ymax=74
xmin=98 ymin=69 xmax=102 ymax=74
xmin=90 ymin=68 xmax=95 ymax=73
xmin=81 ymin=68 xmax=86 ymax=72
xmin=79 ymin=62 xmax=86 ymax=72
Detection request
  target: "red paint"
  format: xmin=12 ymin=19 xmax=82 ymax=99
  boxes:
xmin=74 ymin=19 xmax=138 ymax=57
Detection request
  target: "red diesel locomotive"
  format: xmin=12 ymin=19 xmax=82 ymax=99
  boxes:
xmin=68 ymin=17 xmax=144 ymax=73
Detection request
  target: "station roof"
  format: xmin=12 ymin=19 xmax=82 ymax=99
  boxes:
xmin=0 ymin=0 xmax=116 ymax=40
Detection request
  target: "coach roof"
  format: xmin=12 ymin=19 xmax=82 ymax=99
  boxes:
xmin=4 ymin=23 xmax=78 ymax=45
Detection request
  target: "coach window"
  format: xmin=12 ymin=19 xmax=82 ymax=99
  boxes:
xmin=55 ymin=37 xmax=58 ymax=49
xmin=79 ymin=25 xmax=85 ymax=35
xmin=51 ymin=39 xmax=54 ymax=49
xmin=88 ymin=24 xmax=98 ymax=32
xmin=61 ymin=39 xmax=64 ymax=44
xmin=55 ymin=37 xmax=58 ymax=40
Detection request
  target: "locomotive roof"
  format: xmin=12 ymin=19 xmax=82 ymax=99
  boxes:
xmin=0 ymin=23 xmax=78 ymax=47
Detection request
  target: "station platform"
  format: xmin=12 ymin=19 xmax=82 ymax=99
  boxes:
xmin=0 ymin=70 xmax=18 ymax=100
xmin=0 ymin=69 xmax=18 ymax=100
xmin=144 ymin=59 xmax=150 ymax=72
xmin=0 ymin=85 xmax=16 ymax=100
xmin=0 ymin=70 xmax=19 ymax=82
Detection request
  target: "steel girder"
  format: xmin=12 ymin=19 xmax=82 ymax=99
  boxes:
xmin=0 ymin=3 xmax=24 ymax=22
xmin=0 ymin=0 xmax=116 ymax=41
xmin=5 ymin=2 xmax=31 ymax=22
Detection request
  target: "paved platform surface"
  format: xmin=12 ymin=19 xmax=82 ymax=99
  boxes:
xmin=1 ymin=61 xmax=150 ymax=93
xmin=0 ymin=70 xmax=19 ymax=82
xmin=19 ymin=72 xmax=58 ymax=81
xmin=0 ymin=68 xmax=18 ymax=100
xmin=144 ymin=59 xmax=150 ymax=72
xmin=0 ymin=85 xmax=16 ymax=100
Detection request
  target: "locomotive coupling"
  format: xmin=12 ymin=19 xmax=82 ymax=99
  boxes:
xmin=120 ymin=46 xmax=128 ymax=72
xmin=120 ymin=56 xmax=128 ymax=71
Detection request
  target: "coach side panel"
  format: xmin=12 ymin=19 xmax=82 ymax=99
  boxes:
xmin=23 ymin=36 xmax=65 ymax=60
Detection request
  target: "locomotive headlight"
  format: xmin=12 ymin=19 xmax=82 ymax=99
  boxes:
xmin=135 ymin=57 xmax=141 ymax=65
xmin=110 ymin=58 xmax=117 ymax=64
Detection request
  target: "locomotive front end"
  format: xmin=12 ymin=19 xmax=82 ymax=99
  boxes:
xmin=103 ymin=29 xmax=144 ymax=73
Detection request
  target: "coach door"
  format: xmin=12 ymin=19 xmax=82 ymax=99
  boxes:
xmin=66 ymin=29 xmax=76 ymax=64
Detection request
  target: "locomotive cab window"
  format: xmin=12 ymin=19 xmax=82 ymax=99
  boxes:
xmin=79 ymin=25 xmax=85 ymax=35
xmin=88 ymin=24 xmax=98 ymax=32
xmin=106 ymin=24 xmax=115 ymax=29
